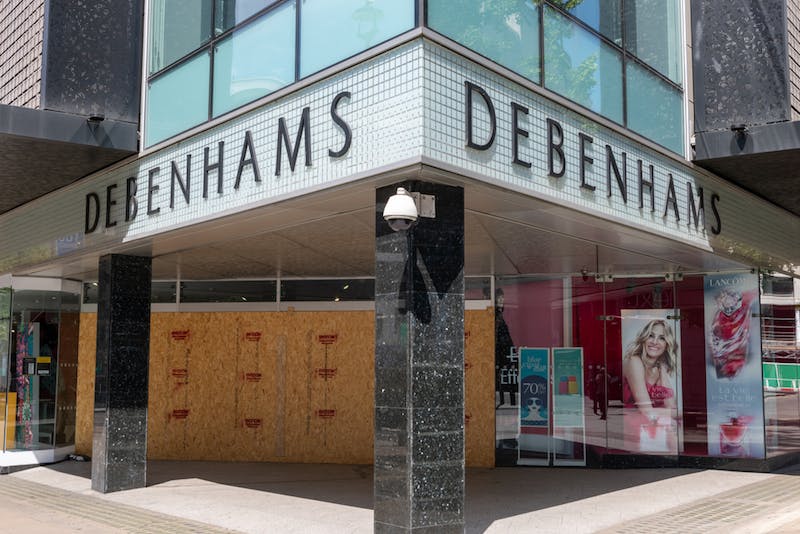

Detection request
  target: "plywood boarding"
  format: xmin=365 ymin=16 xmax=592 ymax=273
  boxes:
xmin=75 ymin=313 xmax=96 ymax=456
xmin=75 ymin=309 xmax=495 ymax=467
xmin=465 ymin=308 xmax=496 ymax=468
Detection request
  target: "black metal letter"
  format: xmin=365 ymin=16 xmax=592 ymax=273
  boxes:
xmin=547 ymin=118 xmax=565 ymax=178
xmin=710 ymin=193 xmax=722 ymax=235
xmin=170 ymin=154 xmax=191 ymax=208
xmin=579 ymin=133 xmax=595 ymax=191
xmin=147 ymin=167 xmax=161 ymax=215
xmin=235 ymin=131 xmax=261 ymax=189
xmin=276 ymin=107 xmax=311 ymax=176
xmin=105 ymin=183 xmax=118 ymax=228
xmin=511 ymin=102 xmax=531 ymax=168
xmin=203 ymin=141 xmax=224 ymax=198
xmin=465 ymin=81 xmax=496 ymax=150
xmin=606 ymin=145 xmax=627 ymax=203
xmin=126 ymin=177 xmax=138 ymax=222
xmin=637 ymin=160 xmax=655 ymax=212
xmin=329 ymin=91 xmax=352 ymax=158
xmin=85 ymin=192 xmax=100 ymax=233
xmin=687 ymin=183 xmax=704 ymax=230
xmin=663 ymin=173 xmax=680 ymax=221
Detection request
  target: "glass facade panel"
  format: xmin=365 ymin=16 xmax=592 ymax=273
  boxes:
xmin=299 ymin=0 xmax=415 ymax=77
xmin=493 ymin=261 xmax=776 ymax=468
xmin=151 ymin=282 xmax=178 ymax=303
xmin=427 ymin=0 xmax=540 ymax=82
xmin=626 ymin=60 xmax=684 ymax=154
xmin=761 ymin=274 xmax=800 ymax=457
xmin=544 ymin=6 xmax=623 ymax=124
xmin=0 ymin=287 xmax=10 ymax=451
xmin=213 ymin=3 xmax=296 ymax=117
xmin=624 ymin=0 xmax=683 ymax=84
xmin=4 ymin=289 xmax=79 ymax=452
xmin=215 ymin=0 xmax=281 ymax=34
xmin=149 ymin=0 xmax=213 ymax=73
xmin=146 ymin=52 xmax=210 ymax=146
xmin=281 ymin=279 xmax=374 ymax=301
xmin=181 ymin=280 xmax=277 ymax=303
xmin=557 ymin=0 xmax=622 ymax=45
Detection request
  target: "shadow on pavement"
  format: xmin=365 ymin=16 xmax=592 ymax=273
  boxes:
xmin=39 ymin=459 xmax=706 ymax=530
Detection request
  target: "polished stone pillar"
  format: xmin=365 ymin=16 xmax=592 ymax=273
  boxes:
xmin=374 ymin=182 xmax=465 ymax=533
xmin=92 ymin=254 xmax=152 ymax=493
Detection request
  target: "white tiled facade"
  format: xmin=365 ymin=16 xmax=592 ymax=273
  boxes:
xmin=0 ymin=39 xmax=797 ymax=275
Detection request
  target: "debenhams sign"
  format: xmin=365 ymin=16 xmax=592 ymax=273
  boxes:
xmin=83 ymin=81 xmax=720 ymax=236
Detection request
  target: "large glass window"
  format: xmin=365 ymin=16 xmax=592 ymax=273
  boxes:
xmin=558 ymin=0 xmax=621 ymax=45
xmin=146 ymin=0 xmax=416 ymax=147
xmin=426 ymin=0 xmax=686 ymax=155
xmin=626 ymin=61 xmax=684 ymax=155
xmin=299 ymin=0 xmax=415 ymax=78
xmin=4 ymin=288 xmax=80 ymax=453
xmin=544 ymin=6 xmax=623 ymax=124
xmin=215 ymin=0 xmax=282 ymax=34
xmin=146 ymin=52 xmax=210 ymax=146
xmin=149 ymin=0 xmax=214 ymax=73
xmin=624 ymin=0 xmax=683 ymax=84
xmin=213 ymin=2 xmax=296 ymax=117
xmin=427 ymin=0 xmax=540 ymax=82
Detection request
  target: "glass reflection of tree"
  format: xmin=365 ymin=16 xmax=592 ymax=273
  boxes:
xmin=353 ymin=0 xmax=383 ymax=47
xmin=543 ymin=3 xmax=598 ymax=110
xmin=436 ymin=0 xmax=540 ymax=81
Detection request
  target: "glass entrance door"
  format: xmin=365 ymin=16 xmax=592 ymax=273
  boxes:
xmin=1 ymin=278 xmax=80 ymax=459
xmin=599 ymin=277 xmax=682 ymax=460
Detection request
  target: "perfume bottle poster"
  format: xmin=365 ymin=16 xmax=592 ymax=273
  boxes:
xmin=620 ymin=309 xmax=682 ymax=454
xmin=704 ymin=273 xmax=765 ymax=458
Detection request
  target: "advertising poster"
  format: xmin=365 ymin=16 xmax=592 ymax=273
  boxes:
xmin=519 ymin=348 xmax=550 ymax=428
xmin=518 ymin=348 xmax=549 ymax=465
xmin=704 ymin=273 xmax=765 ymax=458
xmin=620 ymin=309 xmax=682 ymax=454
xmin=552 ymin=348 xmax=583 ymax=428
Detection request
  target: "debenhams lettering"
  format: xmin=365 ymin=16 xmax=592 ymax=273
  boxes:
xmin=464 ymin=81 xmax=722 ymax=235
xmin=84 ymin=91 xmax=352 ymax=234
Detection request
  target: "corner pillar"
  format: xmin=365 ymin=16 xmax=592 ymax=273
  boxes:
xmin=374 ymin=182 xmax=465 ymax=533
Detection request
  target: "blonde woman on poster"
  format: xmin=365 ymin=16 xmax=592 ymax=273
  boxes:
xmin=622 ymin=316 xmax=680 ymax=453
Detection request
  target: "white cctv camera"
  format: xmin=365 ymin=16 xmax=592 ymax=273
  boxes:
xmin=383 ymin=187 xmax=418 ymax=232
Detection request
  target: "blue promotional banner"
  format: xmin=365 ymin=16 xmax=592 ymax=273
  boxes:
xmin=519 ymin=348 xmax=549 ymax=428
xmin=704 ymin=273 xmax=765 ymax=458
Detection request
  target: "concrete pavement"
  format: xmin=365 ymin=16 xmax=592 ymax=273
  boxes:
xmin=2 ymin=460 xmax=800 ymax=532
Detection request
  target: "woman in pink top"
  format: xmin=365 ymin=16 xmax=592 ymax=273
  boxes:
xmin=622 ymin=319 xmax=679 ymax=453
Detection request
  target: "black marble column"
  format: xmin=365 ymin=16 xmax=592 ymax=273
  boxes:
xmin=92 ymin=254 xmax=152 ymax=493
xmin=374 ymin=182 xmax=465 ymax=533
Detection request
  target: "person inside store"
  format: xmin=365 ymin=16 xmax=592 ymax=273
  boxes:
xmin=495 ymin=288 xmax=516 ymax=407
xmin=593 ymin=364 xmax=607 ymax=420
xmin=622 ymin=319 xmax=678 ymax=452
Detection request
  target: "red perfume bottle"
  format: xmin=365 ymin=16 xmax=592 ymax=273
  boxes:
xmin=720 ymin=413 xmax=750 ymax=456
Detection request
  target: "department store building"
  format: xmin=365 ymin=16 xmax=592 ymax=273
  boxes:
xmin=0 ymin=1 xmax=799 ymax=532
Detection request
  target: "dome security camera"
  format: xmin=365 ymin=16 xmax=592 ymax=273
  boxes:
xmin=383 ymin=187 xmax=418 ymax=231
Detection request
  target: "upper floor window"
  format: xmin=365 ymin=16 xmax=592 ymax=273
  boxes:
xmin=426 ymin=0 xmax=685 ymax=155
xmin=145 ymin=0 xmax=415 ymax=147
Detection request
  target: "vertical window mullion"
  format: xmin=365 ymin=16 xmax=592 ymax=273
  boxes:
xmin=539 ymin=1 xmax=545 ymax=86
xmin=295 ymin=0 xmax=301 ymax=81
xmin=621 ymin=0 xmax=627 ymax=127
xmin=208 ymin=0 xmax=217 ymax=121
